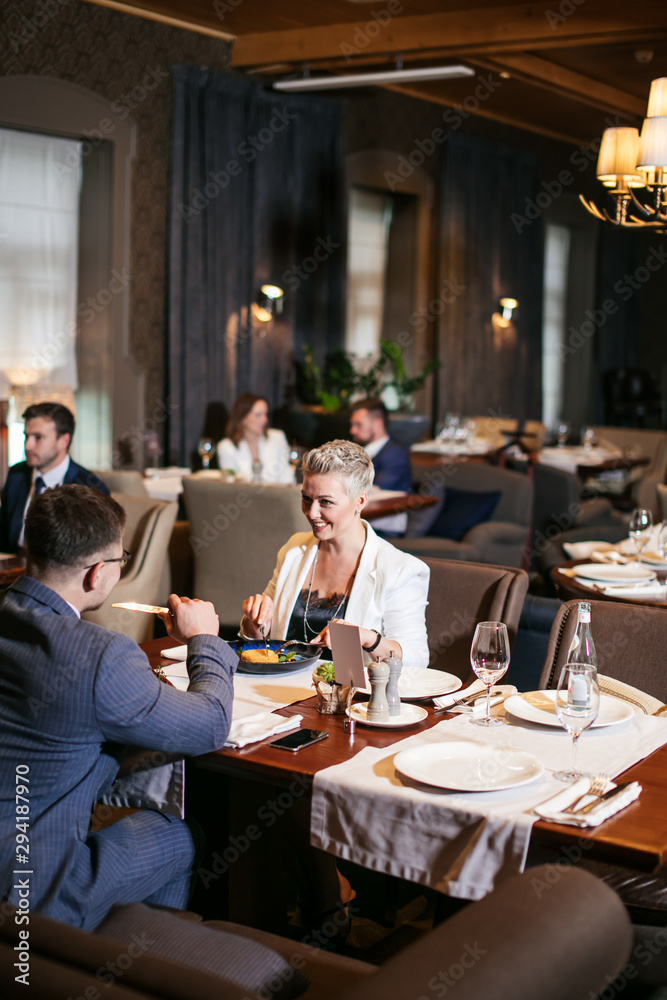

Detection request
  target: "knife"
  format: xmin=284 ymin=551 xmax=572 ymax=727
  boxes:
xmin=572 ymin=782 xmax=633 ymax=815
xmin=112 ymin=602 xmax=169 ymax=614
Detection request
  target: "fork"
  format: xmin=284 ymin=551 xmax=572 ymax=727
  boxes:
xmin=433 ymin=686 xmax=498 ymax=713
xmin=563 ymin=773 xmax=610 ymax=814
xmin=259 ymin=624 xmax=270 ymax=656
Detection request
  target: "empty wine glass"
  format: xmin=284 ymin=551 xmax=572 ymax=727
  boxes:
xmin=556 ymin=421 xmax=570 ymax=447
xmin=553 ymin=663 xmax=600 ymax=781
xmin=629 ymin=508 xmax=653 ymax=565
xmin=659 ymin=523 xmax=667 ymax=563
xmin=580 ymin=426 xmax=596 ymax=451
xmin=470 ymin=621 xmax=510 ymax=728
xmin=197 ymin=438 xmax=214 ymax=469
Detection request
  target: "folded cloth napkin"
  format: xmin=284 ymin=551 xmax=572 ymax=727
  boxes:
xmin=161 ymin=644 xmax=188 ymax=661
xmin=433 ymin=680 xmax=517 ymax=715
xmin=533 ymin=776 xmax=642 ymax=827
xmin=575 ymin=580 xmax=666 ymax=598
xmin=224 ymin=712 xmax=302 ymax=749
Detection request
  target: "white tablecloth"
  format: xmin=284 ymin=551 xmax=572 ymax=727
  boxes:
xmin=162 ymin=658 xmax=315 ymax=721
xmin=537 ymin=446 xmax=624 ymax=474
xmin=310 ymin=709 xmax=667 ymax=901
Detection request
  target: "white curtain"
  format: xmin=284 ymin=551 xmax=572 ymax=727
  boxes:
xmin=0 ymin=127 xmax=81 ymax=398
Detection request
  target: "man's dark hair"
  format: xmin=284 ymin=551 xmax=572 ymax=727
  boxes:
xmin=350 ymin=397 xmax=388 ymax=429
xmin=22 ymin=403 xmax=75 ymax=442
xmin=25 ymin=485 xmax=126 ymax=568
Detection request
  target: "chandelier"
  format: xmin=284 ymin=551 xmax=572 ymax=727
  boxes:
xmin=580 ymin=77 xmax=667 ymax=230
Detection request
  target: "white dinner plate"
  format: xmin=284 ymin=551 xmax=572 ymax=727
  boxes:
xmin=394 ymin=740 xmax=544 ymax=791
xmin=504 ymin=690 xmax=635 ymax=729
xmin=638 ymin=550 xmax=667 ymax=567
xmin=346 ymin=703 xmax=428 ymax=728
xmin=357 ymin=667 xmax=461 ymax=701
xmin=574 ymin=563 xmax=656 ymax=585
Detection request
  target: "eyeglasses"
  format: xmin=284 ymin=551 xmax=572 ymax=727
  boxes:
xmin=82 ymin=550 xmax=131 ymax=570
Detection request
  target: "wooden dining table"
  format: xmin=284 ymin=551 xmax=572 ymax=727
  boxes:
xmin=552 ymin=558 xmax=667 ymax=608
xmin=145 ymin=637 xmax=667 ymax=893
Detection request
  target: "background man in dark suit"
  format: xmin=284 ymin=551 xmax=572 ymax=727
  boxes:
xmin=0 ymin=485 xmax=236 ymax=930
xmin=350 ymin=398 xmax=413 ymax=538
xmin=349 ymin=398 xmax=413 ymax=492
xmin=0 ymin=401 xmax=110 ymax=553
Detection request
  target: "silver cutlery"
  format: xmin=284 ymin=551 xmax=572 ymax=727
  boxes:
xmin=434 ymin=686 xmax=500 ymax=713
xmin=563 ymin=773 xmax=610 ymax=814
xmin=572 ymin=782 xmax=632 ymax=816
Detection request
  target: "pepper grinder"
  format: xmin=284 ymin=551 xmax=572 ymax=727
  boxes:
xmin=384 ymin=652 xmax=403 ymax=718
xmin=366 ymin=661 xmax=390 ymax=723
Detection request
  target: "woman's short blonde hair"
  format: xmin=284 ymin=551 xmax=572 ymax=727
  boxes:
xmin=301 ymin=439 xmax=374 ymax=500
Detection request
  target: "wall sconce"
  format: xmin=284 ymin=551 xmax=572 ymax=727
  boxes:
xmin=254 ymin=283 xmax=284 ymax=322
xmin=500 ymin=297 xmax=518 ymax=322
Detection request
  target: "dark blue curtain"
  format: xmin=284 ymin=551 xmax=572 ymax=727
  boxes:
xmin=168 ymin=68 xmax=345 ymax=465
xmin=438 ymin=132 xmax=543 ymax=424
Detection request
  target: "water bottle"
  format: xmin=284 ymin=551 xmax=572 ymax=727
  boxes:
xmin=566 ymin=602 xmax=598 ymax=669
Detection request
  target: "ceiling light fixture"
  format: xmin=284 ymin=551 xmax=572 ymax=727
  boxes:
xmin=273 ymin=63 xmax=475 ymax=92
xmin=580 ymin=77 xmax=667 ymax=230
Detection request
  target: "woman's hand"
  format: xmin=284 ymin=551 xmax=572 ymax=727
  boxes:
xmin=310 ymin=618 xmax=355 ymax=648
xmin=241 ymin=593 xmax=275 ymax=638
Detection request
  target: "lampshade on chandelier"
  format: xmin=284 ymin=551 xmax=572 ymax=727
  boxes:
xmin=580 ymin=77 xmax=667 ymax=230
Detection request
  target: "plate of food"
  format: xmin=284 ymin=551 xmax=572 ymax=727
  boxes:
xmin=228 ymin=639 xmax=322 ymax=675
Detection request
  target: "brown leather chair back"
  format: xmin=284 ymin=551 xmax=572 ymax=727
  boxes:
xmin=540 ymin=599 xmax=667 ymax=700
xmin=421 ymin=557 xmax=528 ymax=681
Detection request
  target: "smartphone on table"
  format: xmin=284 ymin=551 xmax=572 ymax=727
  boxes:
xmin=270 ymin=729 xmax=329 ymax=752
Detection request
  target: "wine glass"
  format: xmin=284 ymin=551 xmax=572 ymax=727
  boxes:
xmin=469 ymin=621 xmax=510 ymax=728
xmin=629 ymin=508 xmax=653 ymax=565
xmin=197 ymin=438 xmax=214 ymax=469
xmin=580 ymin=426 xmax=596 ymax=451
xmin=556 ymin=421 xmax=570 ymax=448
xmin=553 ymin=663 xmax=600 ymax=781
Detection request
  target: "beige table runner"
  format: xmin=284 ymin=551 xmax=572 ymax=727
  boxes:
xmin=311 ymin=710 xmax=667 ymax=901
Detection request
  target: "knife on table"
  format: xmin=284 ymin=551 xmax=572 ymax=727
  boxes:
xmin=572 ymin=782 xmax=633 ymax=815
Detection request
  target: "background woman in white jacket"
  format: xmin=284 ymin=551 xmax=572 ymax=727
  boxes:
xmin=216 ymin=394 xmax=294 ymax=484
xmin=241 ymin=439 xmax=430 ymax=667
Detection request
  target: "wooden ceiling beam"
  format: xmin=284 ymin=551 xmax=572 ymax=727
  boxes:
xmin=477 ymin=53 xmax=646 ymax=118
xmin=383 ymin=82 xmax=590 ymax=147
xmin=231 ymin=0 xmax=667 ymax=67
xmin=83 ymin=0 xmax=235 ymax=40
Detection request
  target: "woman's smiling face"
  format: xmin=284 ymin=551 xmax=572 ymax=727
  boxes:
xmin=301 ymin=473 xmax=365 ymax=540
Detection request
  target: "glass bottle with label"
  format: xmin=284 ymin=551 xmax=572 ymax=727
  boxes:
xmin=566 ymin=601 xmax=598 ymax=669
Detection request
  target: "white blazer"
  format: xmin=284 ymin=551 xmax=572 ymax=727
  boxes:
xmin=216 ymin=428 xmax=295 ymax=484
xmin=265 ymin=522 xmax=430 ymax=668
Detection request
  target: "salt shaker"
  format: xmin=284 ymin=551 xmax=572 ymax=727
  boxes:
xmin=366 ymin=661 xmax=390 ymax=723
xmin=384 ymin=652 xmax=403 ymax=718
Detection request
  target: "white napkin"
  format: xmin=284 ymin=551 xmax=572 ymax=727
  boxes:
xmin=161 ymin=644 xmax=188 ymax=661
xmin=533 ymin=777 xmax=642 ymax=827
xmin=433 ymin=681 xmax=516 ymax=715
xmin=575 ymin=580 xmax=666 ymax=598
xmin=224 ymin=712 xmax=302 ymax=749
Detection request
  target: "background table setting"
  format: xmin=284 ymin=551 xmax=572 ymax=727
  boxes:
xmin=554 ymin=519 xmax=667 ymax=604
xmin=310 ymin=690 xmax=667 ymax=901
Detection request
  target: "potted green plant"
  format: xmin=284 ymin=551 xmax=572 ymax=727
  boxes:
xmin=289 ymin=342 xmax=439 ymax=447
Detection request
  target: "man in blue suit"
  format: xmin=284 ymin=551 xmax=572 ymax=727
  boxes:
xmin=350 ymin=398 xmax=413 ymax=538
xmin=0 ymin=401 xmax=109 ymax=553
xmin=350 ymin=398 xmax=413 ymax=492
xmin=0 ymin=485 xmax=236 ymax=930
